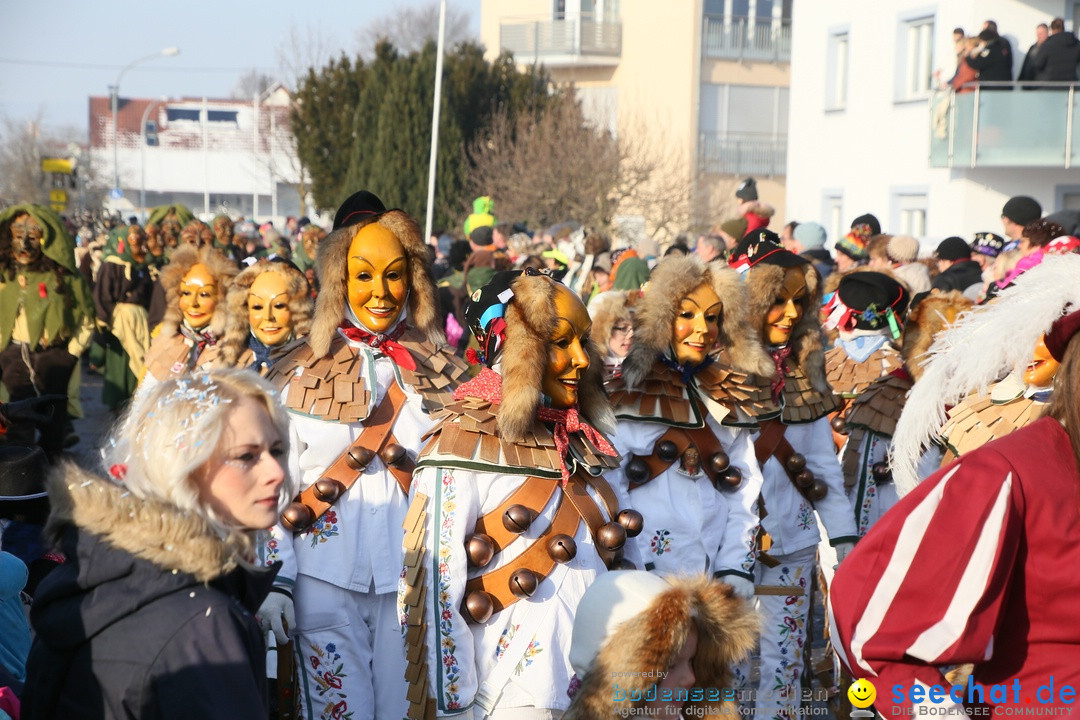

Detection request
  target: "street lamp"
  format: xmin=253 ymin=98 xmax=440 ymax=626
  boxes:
xmin=140 ymin=97 xmax=168 ymax=222
xmin=111 ymin=46 xmax=180 ymax=195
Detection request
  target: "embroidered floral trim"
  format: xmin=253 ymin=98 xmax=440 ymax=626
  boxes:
xmin=514 ymin=637 xmax=543 ymax=675
xmin=308 ymin=509 xmax=340 ymax=547
xmin=796 ymin=502 xmax=813 ymax=531
xmin=306 ymin=640 xmax=353 ymax=720
xmin=264 ymin=537 xmax=281 ymax=566
xmin=650 ymin=529 xmax=672 ymax=556
xmin=435 ymin=470 xmax=463 ymax=710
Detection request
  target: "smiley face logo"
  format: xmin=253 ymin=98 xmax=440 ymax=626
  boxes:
xmin=848 ymin=678 xmax=877 ymax=709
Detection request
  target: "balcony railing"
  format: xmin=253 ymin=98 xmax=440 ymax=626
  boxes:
xmin=500 ymin=16 xmax=621 ymax=66
xmin=930 ymin=82 xmax=1080 ymax=168
xmin=699 ymin=133 xmax=787 ymax=176
xmin=702 ymin=15 xmax=791 ymax=63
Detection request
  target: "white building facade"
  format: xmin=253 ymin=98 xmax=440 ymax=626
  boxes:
xmin=786 ymin=0 xmax=1079 ymax=250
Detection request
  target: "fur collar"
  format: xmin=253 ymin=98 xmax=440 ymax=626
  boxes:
xmin=46 ymin=463 xmax=250 ymax=583
xmin=901 ymin=290 xmax=973 ymax=382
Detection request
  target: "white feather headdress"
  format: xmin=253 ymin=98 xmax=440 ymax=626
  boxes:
xmin=891 ymin=254 xmax=1080 ymax=494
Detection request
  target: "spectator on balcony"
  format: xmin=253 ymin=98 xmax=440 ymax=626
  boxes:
xmin=1034 ymin=17 xmax=1080 ymax=82
xmin=968 ymin=26 xmax=1013 ymax=88
xmin=1019 ymin=23 xmax=1050 ymax=85
xmin=1001 ymin=195 xmax=1043 ymax=247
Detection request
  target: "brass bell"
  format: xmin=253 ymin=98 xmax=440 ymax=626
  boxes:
xmin=719 ymin=466 xmax=743 ymax=491
xmin=345 ymin=447 xmax=374 ymax=471
xmin=831 ymin=416 xmax=848 ymax=435
xmin=313 ymin=479 xmax=346 ymax=503
xmin=463 ymin=591 xmax=494 ymax=623
xmin=281 ymin=502 xmax=315 ymax=532
xmin=597 ymin=521 xmax=627 ymax=552
xmin=616 ymin=509 xmax=644 ymax=537
xmin=708 ymin=450 xmax=730 ymax=475
xmin=502 ymin=504 xmax=533 ymax=534
xmin=795 ymin=468 xmax=815 ymax=489
xmin=548 ymin=533 xmax=577 ymax=563
xmin=786 ymin=453 xmax=807 ymax=473
xmin=625 ymin=456 xmax=650 ymax=485
xmin=872 ymin=462 xmax=892 ymax=484
xmin=655 ymin=440 xmax=680 ymax=463
xmin=466 ymin=533 xmax=495 ymax=568
xmin=509 ymin=568 xmax=540 ymax=598
xmin=380 ymin=443 xmax=407 ymax=467
xmin=807 ymin=479 xmax=828 ymax=501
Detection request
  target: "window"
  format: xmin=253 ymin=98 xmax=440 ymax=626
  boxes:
xmin=822 ymin=191 xmax=844 ymax=251
xmin=892 ymin=190 xmax=929 ymax=236
xmin=166 ymin=108 xmax=200 ymax=123
xmin=826 ymin=30 xmax=849 ymax=111
xmin=897 ymin=15 xmax=935 ymax=101
xmin=699 ymin=83 xmax=789 ymax=137
xmin=207 ymin=110 xmax=238 ymax=123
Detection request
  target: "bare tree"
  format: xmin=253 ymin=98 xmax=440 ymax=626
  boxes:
xmin=231 ymin=70 xmax=279 ymax=99
xmin=355 ymin=1 xmax=474 ymax=59
xmin=276 ymin=23 xmax=340 ymax=90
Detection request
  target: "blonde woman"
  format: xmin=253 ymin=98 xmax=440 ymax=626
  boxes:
xmin=22 ymin=369 xmax=296 ymax=720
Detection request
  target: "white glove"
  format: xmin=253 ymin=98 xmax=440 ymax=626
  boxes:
xmin=257 ymin=591 xmax=295 ymax=645
xmin=833 ymin=541 xmax=856 ymax=566
xmin=722 ymin=575 xmax=756 ymax=600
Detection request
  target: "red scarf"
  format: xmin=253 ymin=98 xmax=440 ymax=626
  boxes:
xmin=769 ymin=346 xmax=793 ymax=403
xmin=455 ymin=368 xmax=616 ymax=486
xmin=337 ymin=321 xmax=417 ymax=371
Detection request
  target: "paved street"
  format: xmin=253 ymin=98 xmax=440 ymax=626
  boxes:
xmin=64 ymin=361 xmax=116 ymax=472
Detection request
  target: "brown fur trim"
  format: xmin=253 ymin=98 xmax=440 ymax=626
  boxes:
xmin=588 ymin=290 xmax=633 ymax=350
xmin=158 ymin=245 xmax=238 ymax=340
xmin=902 ymin=290 xmax=973 ymax=381
xmin=308 ymin=210 xmax=443 ymax=358
xmin=46 ymin=463 xmax=249 ymax=582
xmin=745 ymin=262 xmax=829 ymax=392
xmin=216 ymin=261 xmax=313 ymax=368
xmin=564 ymin=576 xmax=759 ymax=720
xmin=624 ymin=256 xmax=775 ymax=389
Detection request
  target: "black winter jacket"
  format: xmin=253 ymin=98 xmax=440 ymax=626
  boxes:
xmin=931 ymin=259 xmax=983 ymax=294
xmin=22 ymin=465 xmax=278 ymax=720
xmin=1034 ymin=31 xmax=1080 ymax=82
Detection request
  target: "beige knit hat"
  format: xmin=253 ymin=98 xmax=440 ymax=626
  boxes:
xmin=886 ymin=235 xmax=920 ymax=264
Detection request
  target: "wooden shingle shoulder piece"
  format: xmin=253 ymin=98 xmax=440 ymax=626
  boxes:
xmin=825 ymin=344 xmax=902 ymax=399
xmin=844 ymin=372 xmax=913 ymax=438
xmin=779 ymin=358 xmax=840 ymax=424
xmin=939 ymin=390 xmax=1047 ymax=462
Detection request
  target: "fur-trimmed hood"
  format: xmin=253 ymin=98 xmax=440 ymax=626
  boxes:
xmin=622 ymin=255 xmax=774 ymax=389
xmin=498 ymin=272 xmax=614 ymax=440
xmin=564 ymin=574 xmax=759 ymax=720
xmin=158 ymin=244 xmax=238 ymax=340
xmin=217 ymin=260 xmax=313 ymax=368
xmin=45 ymin=463 xmax=253 ymax=584
xmin=901 ymin=290 xmax=973 ymax=382
xmin=588 ymin=290 xmax=634 ymax=350
xmin=745 ymin=261 xmax=829 ymax=393
xmin=308 ymin=209 xmax=442 ymax=358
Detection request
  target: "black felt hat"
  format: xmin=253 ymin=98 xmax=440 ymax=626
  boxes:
xmin=728 ymin=229 xmax=808 ymax=273
xmin=0 ymin=445 xmax=49 ymax=525
xmin=971 ymin=232 xmax=1006 ymax=258
xmin=826 ymin=271 xmax=910 ymax=336
xmin=735 ymin=177 xmax=758 ymax=201
xmin=935 ymin=236 xmax=972 ymax=261
xmin=331 ymin=190 xmax=388 ymax=232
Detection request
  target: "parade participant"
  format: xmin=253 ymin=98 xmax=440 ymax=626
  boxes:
xmin=93 ymin=224 xmax=154 ymax=410
xmin=0 ymin=204 xmax=94 ymax=461
xmin=146 ymin=203 xmax=194 ymax=256
xmin=564 ymin=571 xmax=757 ymax=720
xmin=606 ymin=255 xmax=775 ymax=594
xmin=22 ymin=369 xmax=294 ymax=720
xmin=892 ymin=253 xmax=1080 ymax=493
xmin=258 ymin=191 xmax=468 ymax=720
xmin=839 ymin=291 xmax=971 ymax=536
xmin=823 ymin=271 xmax=910 ymax=449
xmin=829 ymin=280 xmax=1080 ymax=716
xmin=728 ymin=231 xmax=858 ymax=720
xmin=211 ymin=213 xmax=243 ymax=265
xmin=141 ymin=245 xmax=237 ymax=390
xmin=214 ymin=259 xmax=312 ymax=374
xmin=400 ymin=269 xmax=639 ymax=719
xmin=586 ymin=290 xmax=636 ymax=379
xmin=293 ymin=223 xmax=325 ymax=288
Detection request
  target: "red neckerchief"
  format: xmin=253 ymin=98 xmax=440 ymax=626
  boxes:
xmin=769 ymin=346 xmax=793 ymax=403
xmin=337 ymin=321 xmax=417 ymax=371
xmin=890 ymin=365 xmax=914 ymax=384
xmin=454 ymin=368 xmax=615 ymax=486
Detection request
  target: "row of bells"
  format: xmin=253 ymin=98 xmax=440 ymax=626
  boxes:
xmin=280 ymin=444 xmax=411 ymax=532
xmin=625 ymin=440 xmax=743 ymax=491
xmin=832 ymin=417 xmax=894 ymax=484
xmin=783 ymin=452 xmax=827 ymax=501
xmin=461 ymin=506 xmax=644 ymax=624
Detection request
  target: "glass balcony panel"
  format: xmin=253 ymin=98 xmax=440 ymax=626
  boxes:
xmin=952 ymin=92 xmax=974 ymax=167
xmin=975 ymin=90 xmax=1068 ymax=166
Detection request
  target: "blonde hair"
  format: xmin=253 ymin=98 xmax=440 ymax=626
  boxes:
xmin=102 ymin=368 xmax=295 ymax=552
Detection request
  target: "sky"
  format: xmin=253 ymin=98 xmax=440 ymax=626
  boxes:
xmin=1 ymin=0 xmax=482 ymax=137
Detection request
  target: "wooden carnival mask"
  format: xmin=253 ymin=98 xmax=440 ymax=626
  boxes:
xmin=542 ymin=284 xmax=592 ymax=409
xmin=672 ymin=282 xmax=722 ymax=366
xmin=1024 ymin=334 xmax=1060 ymax=388
xmin=247 ymin=271 xmax=293 ymax=347
xmin=179 ymin=263 xmax=219 ymax=330
xmin=347 ymin=223 xmax=408 ymax=333
xmin=765 ymin=266 xmax=809 ymax=346
xmin=214 ymin=216 xmax=234 ymax=246
xmin=10 ymin=213 xmax=44 ymax=266
xmin=127 ymin=225 xmax=147 ymax=264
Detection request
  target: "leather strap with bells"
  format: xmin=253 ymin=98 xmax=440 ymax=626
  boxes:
xmin=626 ymin=418 xmax=740 ymax=491
xmin=280 ymin=381 xmax=411 ymax=533
xmin=753 ymin=417 xmax=827 ymax=503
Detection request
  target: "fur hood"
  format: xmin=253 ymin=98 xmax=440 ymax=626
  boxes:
xmin=622 ymin=255 xmax=774 ymax=389
xmin=901 ymin=290 xmax=973 ymax=382
xmin=308 ymin=209 xmax=442 ymax=358
xmin=159 ymin=244 xmax=238 ymax=340
xmin=45 ymin=463 xmax=252 ymax=583
xmin=498 ymin=272 xmax=614 ymax=440
xmin=564 ymin=575 xmax=758 ymax=720
xmin=216 ymin=260 xmax=313 ymax=368
xmin=745 ymin=261 xmax=829 ymax=393
xmin=588 ymin=290 xmax=634 ymax=350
